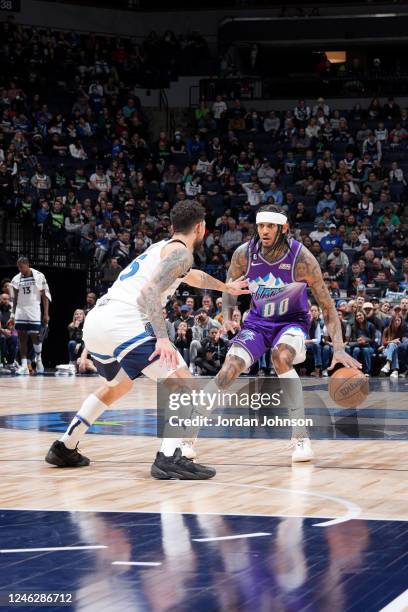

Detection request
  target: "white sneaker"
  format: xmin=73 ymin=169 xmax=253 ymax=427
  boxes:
xmin=36 ymin=358 xmax=44 ymax=374
xmin=56 ymin=364 xmax=75 ymax=375
xmin=16 ymin=365 xmax=30 ymax=376
xmin=381 ymin=363 xmax=390 ymax=374
xmin=180 ymin=440 xmax=197 ymax=460
xmin=322 ymin=369 xmax=329 ymax=377
xmin=291 ymin=438 xmax=314 ymax=463
xmin=390 ymin=370 xmax=399 ymax=379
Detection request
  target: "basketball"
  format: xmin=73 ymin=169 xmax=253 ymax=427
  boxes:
xmin=328 ymin=367 xmax=369 ymax=408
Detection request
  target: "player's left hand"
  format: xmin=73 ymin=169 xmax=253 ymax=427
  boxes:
xmin=225 ymin=276 xmax=250 ymax=295
xmin=43 ymin=314 xmax=50 ymax=325
xmin=222 ymin=319 xmax=235 ymax=333
xmin=149 ymin=338 xmax=179 ymax=371
xmin=328 ymin=349 xmax=362 ymax=370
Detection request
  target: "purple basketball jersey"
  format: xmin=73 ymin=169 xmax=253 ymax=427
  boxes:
xmin=246 ymin=238 xmax=309 ymax=323
xmin=232 ymin=239 xmax=310 ymax=365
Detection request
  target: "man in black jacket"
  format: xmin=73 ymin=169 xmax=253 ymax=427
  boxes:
xmin=195 ymin=327 xmax=228 ymax=375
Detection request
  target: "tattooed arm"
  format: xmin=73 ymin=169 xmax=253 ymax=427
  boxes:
xmin=183 ymin=269 xmax=249 ymax=295
xmin=138 ymin=246 xmax=193 ymax=369
xmin=222 ymin=244 xmax=249 ymax=325
xmin=295 ymin=246 xmax=361 ymax=369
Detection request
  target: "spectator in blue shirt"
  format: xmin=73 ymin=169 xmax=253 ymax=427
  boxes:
xmin=320 ymin=224 xmax=344 ymax=252
xmin=36 ymin=200 xmax=50 ymax=227
xmin=263 ymin=180 xmax=283 ymax=204
xmin=316 ymin=191 xmax=337 ymax=214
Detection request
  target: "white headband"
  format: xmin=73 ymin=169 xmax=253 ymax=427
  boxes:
xmin=256 ymin=211 xmax=288 ymax=225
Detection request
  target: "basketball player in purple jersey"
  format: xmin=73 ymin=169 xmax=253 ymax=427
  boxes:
xmin=218 ymin=204 xmax=361 ymax=461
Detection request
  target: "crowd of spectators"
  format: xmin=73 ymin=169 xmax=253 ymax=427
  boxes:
xmin=1 ymin=22 xmax=408 ymax=376
xmin=161 ymin=292 xmax=408 ymax=378
xmin=0 ymin=22 xmax=208 ymax=90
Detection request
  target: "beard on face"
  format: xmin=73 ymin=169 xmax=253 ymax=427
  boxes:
xmin=193 ymin=235 xmax=204 ymax=251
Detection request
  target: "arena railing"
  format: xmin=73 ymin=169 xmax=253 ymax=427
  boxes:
xmin=198 ymin=74 xmax=408 ymax=103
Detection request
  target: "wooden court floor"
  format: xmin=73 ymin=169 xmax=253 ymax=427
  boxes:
xmin=0 ymin=376 xmax=407 ymax=525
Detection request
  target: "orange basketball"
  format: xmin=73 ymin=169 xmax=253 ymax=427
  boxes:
xmin=328 ymin=367 xmax=369 ymax=408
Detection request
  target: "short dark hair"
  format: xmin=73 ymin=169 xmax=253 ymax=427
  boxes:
xmin=170 ymin=200 xmax=205 ymax=234
xmin=17 ymin=256 xmax=29 ymax=266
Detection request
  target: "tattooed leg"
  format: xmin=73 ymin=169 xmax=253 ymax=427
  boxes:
xmin=272 ymin=344 xmax=296 ymax=375
xmin=215 ymin=355 xmax=247 ymax=390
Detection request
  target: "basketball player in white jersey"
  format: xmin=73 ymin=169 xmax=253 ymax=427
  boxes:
xmin=11 ymin=257 xmax=50 ymax=375
xmin=45 ymin=201 xmax=249 ymax=479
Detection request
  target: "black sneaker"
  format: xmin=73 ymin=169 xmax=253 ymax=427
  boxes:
xmin=45 ymin=440 xmax=90 ymax=467
xmin=151 ymin=448 xmax=216 ymax=480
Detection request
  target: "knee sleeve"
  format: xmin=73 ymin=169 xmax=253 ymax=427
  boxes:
xmin=227 ymin=343 xmax=253 ymax=369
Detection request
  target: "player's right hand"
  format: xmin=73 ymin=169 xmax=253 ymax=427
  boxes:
xmin=149 ymin=338 xmax=179 ymax=371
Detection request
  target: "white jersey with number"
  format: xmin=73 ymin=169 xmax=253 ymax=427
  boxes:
xmin=106 ymin=239 xmax=184 ymax=309
xmin=11 ymin=272 xmax=45 ymax=324
xmin=83 ymin=239 xmax=187 ymax=361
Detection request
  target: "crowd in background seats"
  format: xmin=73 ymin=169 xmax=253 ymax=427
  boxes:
xmin=1 ymin=21 xmax=408 ymax=375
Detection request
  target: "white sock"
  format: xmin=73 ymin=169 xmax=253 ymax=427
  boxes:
xmin=60 ymin=393 xmax=108 ymax=449
xmin=21 ymin=358 xmax=28 ymax=367
xmin=160 ymin=438 xmax=182 ymax=457
xmin=278 ymin=369 xmax=308 ymax=439
xmin=34 ymin=342 xmax=42 ymax=356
